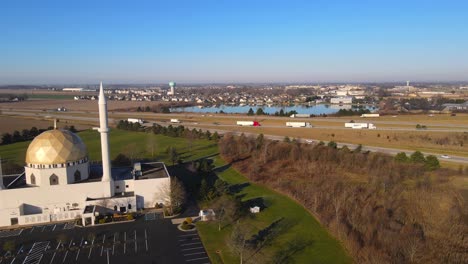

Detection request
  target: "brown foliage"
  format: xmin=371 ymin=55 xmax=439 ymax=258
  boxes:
xmin=219 ymin=136 xmax=468 ymax=264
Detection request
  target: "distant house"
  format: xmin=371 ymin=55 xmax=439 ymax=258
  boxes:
xmin=330 ymin=97 xmax=353 ymax=104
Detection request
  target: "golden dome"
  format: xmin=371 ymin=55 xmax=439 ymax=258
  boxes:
xmin=26 ymin=129 xmax=88 ymax=165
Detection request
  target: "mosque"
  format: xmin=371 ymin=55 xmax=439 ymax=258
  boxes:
xmin=0 ymin=83 xmax=171 ymax=227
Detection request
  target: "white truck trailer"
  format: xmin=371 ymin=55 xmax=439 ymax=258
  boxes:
xmin=236 ymin=121 xmax=261 ymax=126
xmin=290 ymin=114 xmax=311 ymax=118
xmin=345 ymin=123 xmax=376 ymax=129
xmin=361 ymin=113 xmax=380 ymax=118
xmin=286 ymin=122 xmax=312 ymax=128
xmin=170 ymin=119 xmax=181 ymax=123
xmin=127 ymin=118 xmax=144 ymax=124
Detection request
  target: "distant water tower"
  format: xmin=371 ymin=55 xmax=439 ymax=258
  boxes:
xmin=169 ymin=81 xmax=176 ymax=95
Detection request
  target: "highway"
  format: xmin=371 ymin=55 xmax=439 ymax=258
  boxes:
xmin=2 ymin=110 xmax=468 ymax=164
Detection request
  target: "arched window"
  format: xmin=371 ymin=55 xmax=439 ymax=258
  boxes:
xmin=30 ymin=174 xmax=36 ymax=185
xmin=74 ymin=170 xmax=81 ymax=182
xmin=49 ymin=174 xmax=59 ymax=185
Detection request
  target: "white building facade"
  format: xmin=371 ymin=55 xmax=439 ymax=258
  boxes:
xmin=0 ymin=83 xmax=170 ymax=227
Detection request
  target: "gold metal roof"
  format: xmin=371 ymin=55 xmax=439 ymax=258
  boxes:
xmin=25 ymin=129 xmax=88 ymax=165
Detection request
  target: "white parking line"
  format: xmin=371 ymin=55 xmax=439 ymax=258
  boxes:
xmin=186 ymin=257 xmax=209 ymax=262
xmin=181 ymin=247 xmax=204 ymax=251
xmin=49 ymin=252 xmax=56 ymax=264
xmin=123 ymin=232 xmax=126 ymax=255
xmin=181 ymin=242 xmax=201 ymax=246
xmin=41 ymin=226 xmax=46 ymax=232
xmin=30 ymin=227 xmax=34 ymax=234
xmin=68 ymin=239 xmax=73 ymax=248
xmin=112 ymin=232 xmax=117 ymax=255
xmin=179 ymin=237 xmax=200 ymax=241
xmin=134 ymin=230 xmax=137 ymax=253
xmin=9 ymin=257 xmax=15 ymax=264
xmin=62 ymin=251 xmax=68 ymax=263
xmin=16 ymin=245 xmax=24 ymax=255
xmin=75 ymin=249 xmax=80 ymax=261
xmin=144 ymin=229 xmax=148 ymax=252
xmin=52 ymin=224 xmax=56 ymax=231
xmin=184 ymin=252 xmax=206 ymax=256
xmin=178 ymin=234 xmax=198 ymax=237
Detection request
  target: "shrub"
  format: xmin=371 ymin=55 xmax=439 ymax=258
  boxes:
xmin=126 ymin=214 xmax=134 ymax=220
xmin=185 ymin=217 xmax=193 ymax=224
xmin=98 ymin=219 xmax=106 ymax=224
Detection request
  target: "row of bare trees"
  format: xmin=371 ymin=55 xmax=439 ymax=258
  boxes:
xmin=219 ymin=133 xmax=467 ymax=264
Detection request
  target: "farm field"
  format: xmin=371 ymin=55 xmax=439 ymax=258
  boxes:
xmin=0 ymin=115 xmax=91 ymax=134
xmin=0 ymin=99 xmax=171 ymax=111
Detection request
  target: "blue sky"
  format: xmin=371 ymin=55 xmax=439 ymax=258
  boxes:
xmin=1 ymin=0 xmax=467 ymax=84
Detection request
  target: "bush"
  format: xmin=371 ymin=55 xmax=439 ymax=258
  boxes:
xmin=185 ymin=217 xmax=193 ymax=224
xmin=98 ymin=219 xmax=106 ymax=224
xmin=126 ymin=214 xmax=134 ymax=220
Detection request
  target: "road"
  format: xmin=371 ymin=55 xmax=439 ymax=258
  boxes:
xmin=177 ymin=125 xmax=468 ymax=164
xmin=2 ymin=110 xmax=468 ymax=164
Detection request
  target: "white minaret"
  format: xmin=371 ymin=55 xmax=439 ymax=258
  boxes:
xmin=0 ymin=157 xmax=4 ymax=190
xmin=406 ymin=80 xmax=410 ymax=87
xmin=98 ymin=82 xmax=112 ymax=185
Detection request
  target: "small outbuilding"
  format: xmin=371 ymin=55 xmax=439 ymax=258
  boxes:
xmin=199 ymin=209 xmax=215 ymax=221
xmin=250 ymin=206 xmax=261 ymax=214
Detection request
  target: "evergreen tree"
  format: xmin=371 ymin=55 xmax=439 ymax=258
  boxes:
xmin=212 ymin=132 xmax=220 ymax=142
xmin=247 ymin=108 xmax=254 ymax=116
xmin=1 ymin=133 xmax=12 ymax=145
xmin=394 ymin=152 xmax=409 ymax=163
xmin=256 ymin=108 xmax=265 ymax=115
xmin=327 ymin=141 xmax=338 ymax=149
xmin=410 ymin=151 xmax=426 ymax=163
xmin=425 ymin=155 xmax=440 ymax=170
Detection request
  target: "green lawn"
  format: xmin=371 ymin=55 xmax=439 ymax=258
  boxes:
xmin=0 ymin=129 xmax=218 ymax=165
xmin=197 ymin=158 xmax=352 ymax=264
xmin=0 ymin=129 xmax=350 ymax=263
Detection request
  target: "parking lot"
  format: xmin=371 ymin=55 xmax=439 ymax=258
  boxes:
xmin=0 ymin=214 xmax=210 ymax=264
xmin=177 ymin=231 xmax=209 ymax=264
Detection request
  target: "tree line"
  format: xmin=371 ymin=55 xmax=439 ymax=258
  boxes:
xmin=218 ymin=134 xmax=467 ymax=264
xmin=1 ymin=126 xmax=77 ymax=145
xmin=247 ymin=108 xmax=298 ymax=117
xmin=116 ymin=120 xmax=220 ymax=141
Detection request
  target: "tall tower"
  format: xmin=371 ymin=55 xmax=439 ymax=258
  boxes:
xmin=98 ymin=82 xmax=112 ymax=187
xmin=169 ymin=81 xmax=176 ymax=95
xmin=406 ymin=81 xmax=410 ymax=87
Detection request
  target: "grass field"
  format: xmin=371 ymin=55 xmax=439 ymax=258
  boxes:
xmin=0 ymin=129 xmax=218 ymax=165
xmin=0 ymin=129 xmax=351 ymax=263
xmin=197 ymin=157 xmax=351 ymax=264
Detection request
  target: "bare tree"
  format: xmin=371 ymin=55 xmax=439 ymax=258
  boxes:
xmin=228 ymin=223 xmax=253 ymax=264
xmin=212 ymin=194 xmax=239 ymax=231
xmin=159 ymin=177 xmax=186 ymax=215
